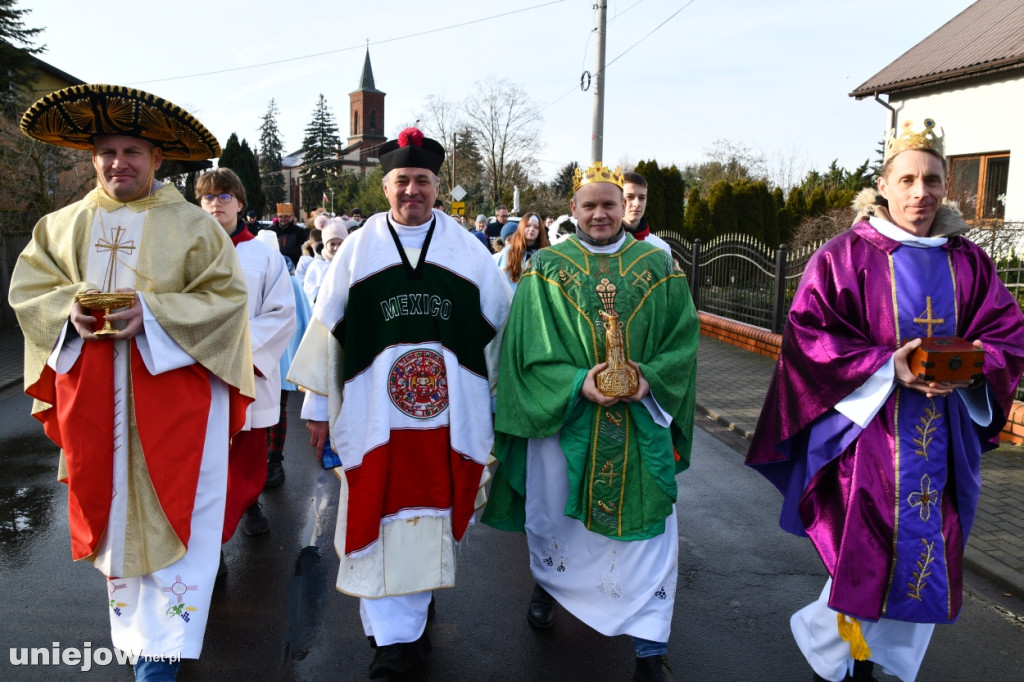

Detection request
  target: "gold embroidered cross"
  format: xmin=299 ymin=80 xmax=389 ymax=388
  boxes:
xmin=907 ymin=473 xmax=939 ymax=522
xmin=95 ymin=226 xmax=136 ymax=291
xmin=631 ymin=270 xmax=652 ymax=288
xmin=559 ymin=269 xmax=582 ymax=288
xmin=598 ymin=461 xmax=621 ymax=487
xmin=913 ymin=296 xmax=945 ymax=338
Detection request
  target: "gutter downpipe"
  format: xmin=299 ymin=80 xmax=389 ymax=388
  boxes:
xmin=874 ymin=92 xmax=896 ymax=131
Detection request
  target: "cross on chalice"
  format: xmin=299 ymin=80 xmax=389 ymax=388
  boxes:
xmin=75 ymin=226 xmax=137 ymax=336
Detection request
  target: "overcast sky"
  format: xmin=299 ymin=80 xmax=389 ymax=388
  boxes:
xmin=23 ymin=0 xmax=975 ymax=184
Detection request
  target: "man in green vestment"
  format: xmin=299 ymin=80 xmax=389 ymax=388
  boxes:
xmin=484 ymin=161 xmax=698 ymax=682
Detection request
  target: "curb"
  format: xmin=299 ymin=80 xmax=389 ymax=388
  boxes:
xmin=694 ymin=400 xmax=756 ymax=441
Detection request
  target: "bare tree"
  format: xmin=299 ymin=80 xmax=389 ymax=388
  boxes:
xmin=762 ymin=143 xmax=809 ymax=193
xmin=0 ymin=111 xmax=94 ymax=231
xmin=461 ymin=76 xmax=541 ymax=207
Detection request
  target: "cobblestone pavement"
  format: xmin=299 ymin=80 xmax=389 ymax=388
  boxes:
xmin=695 ymin=334 xmax=1024 ymax=599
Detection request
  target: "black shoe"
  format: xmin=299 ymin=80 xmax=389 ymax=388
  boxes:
xmin=243 ymin=502 xmax=270 ymax=536
xmin=265 ymin=460 xmax=285 ymax=489
xmin=368 ymin=633 xmax=431 ymax=679
xmin=852 ymin=661 xmax=876 ymax=681
xmin=526 ymin=583 xmax=556 ymax=629
xmin=811 ymin=661 xmax=875 ymax=682
xmin=634 ymin=654 xmax=676 ymax=682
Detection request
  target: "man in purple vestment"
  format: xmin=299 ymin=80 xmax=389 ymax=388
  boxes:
xmin=747 ymin=119 xmax=1024 ymax=682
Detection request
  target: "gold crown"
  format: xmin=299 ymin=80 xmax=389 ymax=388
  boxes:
xmin=884 ymin=118 xmax=944 ymax=162
xmin=572 ymin=162 xmax=625 ymax=192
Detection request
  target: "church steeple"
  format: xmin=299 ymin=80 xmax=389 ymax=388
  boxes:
xmin=358 ymin=49 xmax=382 ymax=93
xmin=348 ymin=48 xmax=386 ymax=158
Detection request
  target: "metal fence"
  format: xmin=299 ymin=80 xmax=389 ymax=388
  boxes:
xmin=656 ymin=231 xmax=823 ymax=334
xmin=656 ymin=228 xmax=1024 ymax=401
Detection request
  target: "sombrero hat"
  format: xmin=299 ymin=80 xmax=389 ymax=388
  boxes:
xmin=20 ymin=84 xmax=220 ymax=160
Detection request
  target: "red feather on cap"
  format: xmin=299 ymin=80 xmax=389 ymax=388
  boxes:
xmin=398 ymin=127 xmax=424 ymax=148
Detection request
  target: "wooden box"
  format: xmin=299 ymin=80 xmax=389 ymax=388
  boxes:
xmin=908 ymin=336 xmax=984 ymax=383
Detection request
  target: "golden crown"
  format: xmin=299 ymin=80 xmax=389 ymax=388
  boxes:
xmin=572 ymin=162 xmax=625 ymax=193
xmin=884 ymin=118 xmax=944 ymax=162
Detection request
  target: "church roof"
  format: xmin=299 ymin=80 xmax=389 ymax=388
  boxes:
xmin=353 ymin=49 xmax=384 ymax=95
xmin=849 ymin=0 xmax=1024 ymax=99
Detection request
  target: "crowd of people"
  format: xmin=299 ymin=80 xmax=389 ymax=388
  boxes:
xmin=8 ymin=82 xmax=1024 ymax=682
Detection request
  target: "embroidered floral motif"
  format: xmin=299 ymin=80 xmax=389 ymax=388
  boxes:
xmin=906 ymin=539 xmax=936 ymax=601
xmin=107 ymin=580 xmax=128 ymax=617
xmin=907 ymin=473 xmax=939 ymax=522
xmin=541 ymin=536 xmax=569 ymax=573
xmin=595 ymin=551 xmax=622 ymax=598
xmin=597 ymin=256 xmax=611 ymax=275
xmin=162 ymin=574 xmax=200 ymax=622
xmin=913 ymin=399 xmax=942 ymax=460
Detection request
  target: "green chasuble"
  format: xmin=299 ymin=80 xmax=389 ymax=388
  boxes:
xmin=484 ymin=235 xmax=698 ymax=540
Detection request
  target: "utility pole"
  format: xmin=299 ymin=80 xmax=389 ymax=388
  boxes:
xmin=591 ymin=1 xmax=607 ymax=163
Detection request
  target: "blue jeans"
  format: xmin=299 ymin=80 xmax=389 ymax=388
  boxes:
xmin=133 ymin=658 xmax=181 ymax=681
xmin=633 ymin=637 xmax=668 ymax=658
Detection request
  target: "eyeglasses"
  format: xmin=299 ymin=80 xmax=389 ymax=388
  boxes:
xmin=200 ymin=193 xmax=234 ymax=203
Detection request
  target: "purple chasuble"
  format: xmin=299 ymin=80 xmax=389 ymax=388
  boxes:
xmin=747 ymin=221 xmax=1024 ymax=624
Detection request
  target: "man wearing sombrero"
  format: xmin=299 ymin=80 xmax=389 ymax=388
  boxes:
xmin=9 ymin=84 xmax=254 ymax=680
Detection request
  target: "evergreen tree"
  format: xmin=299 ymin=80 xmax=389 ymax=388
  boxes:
xmin=707 ymin=180 xmax=738 ymax=237
xmin=661 ymin=164 xmax=686 ymax=233
xmin=219 ymin=134 xmax=265 ymax=218
xmin=219 ymin=133 xmax=241 ymax=171
xmin=807 ymin=187 xmax=828 ymax=216
xmin=683 ymin=188 xmax=712 ymax=242
xmin=258 ymin=98 xmax=286 ymax=207
xmin=758 ymin=181 xmax=780 ymax=246
xmin=300 ymin=94 xmax=341 ymax=212
xmin=552 ymin=161 xmax=578 ymax=200
xmin=635 ymin=159 xmax=665 ymax=231
xmin=0 ymin=0 xmax=44 ymax=118
xmin=240 ymin=140 xmax=265 ymax=217
xmin=785 ymin=186 xmax=808 ymax=222
xmin=732 ymin=180 xmax=765 ymax=241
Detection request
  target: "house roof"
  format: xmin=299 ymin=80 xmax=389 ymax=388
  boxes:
xmin=849 ymin=0 xmax=1024 ymax=99
xmin=27 ymin=54 xmax=84 ymax=88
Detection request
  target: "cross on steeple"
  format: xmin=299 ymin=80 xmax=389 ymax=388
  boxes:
xmin=914 ymin=296 xmax=945 ymax=338
xmin=95 ymin=226 xmax=136 ymax=291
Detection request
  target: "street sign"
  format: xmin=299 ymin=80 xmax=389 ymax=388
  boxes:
xmin=451 ymin=201 xmax=466 ymax=215
xmin=451 ymin=185 xmax=467 ymax=202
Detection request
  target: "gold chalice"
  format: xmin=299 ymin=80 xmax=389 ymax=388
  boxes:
xmin=75 ymin=291 xmax=137 ymax=336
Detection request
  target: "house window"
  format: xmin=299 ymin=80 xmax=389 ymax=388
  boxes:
xmin=353 ymin=111 xmax=359 ymax=135
xmin=370 ymin=111 xmax=377 ymax=134
xmin=948 ymin=152 xmax=1009 ymax=222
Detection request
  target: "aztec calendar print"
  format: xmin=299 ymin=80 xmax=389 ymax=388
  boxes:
xmin=388 ymin=349 xmax=450 ymax=419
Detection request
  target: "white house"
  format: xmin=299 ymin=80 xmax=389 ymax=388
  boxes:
xmin=850 ymin=0 xmax=1024 ymax=224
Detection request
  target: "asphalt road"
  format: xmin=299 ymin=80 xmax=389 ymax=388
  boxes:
xmin=1 ymin=386 xmax=1021 ymax=681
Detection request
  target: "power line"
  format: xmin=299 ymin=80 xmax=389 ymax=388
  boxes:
xmin=540 ymin=0 xmax=696 ymax=114
xmin=131 ymin=1 xmax=566 ymax=85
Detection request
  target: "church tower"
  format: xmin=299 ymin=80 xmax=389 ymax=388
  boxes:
xmin=347 ymin=49 xmax=386 ymax=161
